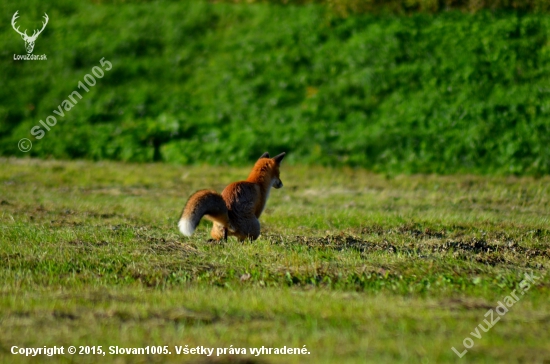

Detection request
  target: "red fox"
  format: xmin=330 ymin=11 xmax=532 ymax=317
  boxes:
xmin=178 ymin=152 xmax=286 ymax=241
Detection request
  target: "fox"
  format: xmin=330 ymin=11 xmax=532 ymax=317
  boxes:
xmin=178 ymin=152 xmax=286 ymax=241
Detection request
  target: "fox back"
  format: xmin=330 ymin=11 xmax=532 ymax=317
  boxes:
xmin=179 ymin=152 xmax=286 ymax=241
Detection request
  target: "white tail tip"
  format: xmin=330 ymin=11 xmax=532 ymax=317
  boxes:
xmin=178 ymin=218 xmax=195 ymax=236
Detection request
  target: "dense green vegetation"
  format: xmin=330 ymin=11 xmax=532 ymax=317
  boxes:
xmin=1 ymin=158 xmax=549 ymax=363
xmin=1 ymin=0 xmax=550 ymax=174
xmin=225 ymin=0 xmax=550 ymax=15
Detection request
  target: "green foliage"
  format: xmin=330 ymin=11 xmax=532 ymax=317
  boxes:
xmin=1 ymin=1 xmax=550 ymax=174
xmin=228 ymin=0 xmax=550 ymax=15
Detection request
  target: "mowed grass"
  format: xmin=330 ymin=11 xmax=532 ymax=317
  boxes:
xmin=0 ymin=157 xmax=549 ymax=363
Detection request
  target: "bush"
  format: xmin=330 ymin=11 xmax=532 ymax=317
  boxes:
xmin=1 ymin=0 xmax=549 ymax=174
xmin=220 ymin=0 xmax=550 ymax=14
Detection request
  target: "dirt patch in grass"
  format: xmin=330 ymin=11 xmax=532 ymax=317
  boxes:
xmin=58 ymin=291 xmax=139 ymax=303
xmin=361 ymin=223 xmax=446 ymax=239
xmin=8 ymin=308 xmax=216 ymax=325
xmin=269 ymin=233 xmax=550 ymax=265
xmin=360 ymin=224 xmax=550 ymax=243
xmin=287 ymin=234 xmax=401 ymax=254
xmin=0 ymin=252 xmax=24 ymax=260
xmin=143 ymin=239 xmax=199 ymax=255
xmin=431 ymin=238 xmax=550 ymax=258
xmin=94 ymin=307 xmax=216 ymax=325
xmin=68 ymin=240 xmax=110 ymax=250
xmin=133 ymin=227 xmax=200 ymax=255
xmin=435 ymin=297 xmax=494 ymax=311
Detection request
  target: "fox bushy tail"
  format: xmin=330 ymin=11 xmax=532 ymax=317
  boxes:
xmin=178 ymin=190 xmax=230 ymax=236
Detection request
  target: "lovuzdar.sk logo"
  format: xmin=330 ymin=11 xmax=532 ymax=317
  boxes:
xmin=12 ymin=10 xmax=48 ymax=61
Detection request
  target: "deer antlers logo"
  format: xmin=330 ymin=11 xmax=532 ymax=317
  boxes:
xmin=11 ymin=11 xmax=49 ymax=54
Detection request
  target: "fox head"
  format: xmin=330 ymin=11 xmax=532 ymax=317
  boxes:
xmin=253 ymin=151 xmax=286 ymax=189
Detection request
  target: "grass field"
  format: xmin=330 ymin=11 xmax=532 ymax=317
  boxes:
xmin=0 ymin=157 xmax=549 ymax=363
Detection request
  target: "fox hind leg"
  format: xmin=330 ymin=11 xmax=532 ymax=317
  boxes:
xmin=210 ymin=222 xmax=227 ymax=241
xmin=211 ymin=217 xmax=259 ymax=242
xmin=235 ymin=217 xmax=260 ymax=242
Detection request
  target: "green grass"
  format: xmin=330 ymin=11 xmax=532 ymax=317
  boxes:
xmin=0 ymin=157 xmax=549 ymax=363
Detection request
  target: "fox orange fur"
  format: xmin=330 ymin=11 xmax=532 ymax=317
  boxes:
xmin=178 ymin=152 xmax=286 ymax=241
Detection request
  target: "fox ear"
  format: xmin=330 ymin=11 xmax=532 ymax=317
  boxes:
xmin=259 ymin=152 xmax=270 ymax=159
xmin=272 ymin=152 xmax=285 ymax=164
